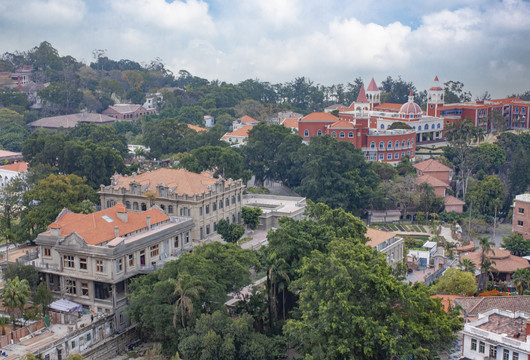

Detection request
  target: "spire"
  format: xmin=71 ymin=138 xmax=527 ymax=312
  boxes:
xmin=356 ymin=84 xmax=368 ymax=103
xmin=367 ymin=77 xmax=378 ymax=91
xmin=408 ymin=89 xmax=414 ymax=103
xmin=434 ymin=75 xmax=439 ymax=82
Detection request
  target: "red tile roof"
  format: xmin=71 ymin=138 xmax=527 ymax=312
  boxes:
xmin=281 ymin=118 xmax=299 ymax=129
xmin=329 ymin=120 xmax=355 ymax=129
xmin=373 ymin=103 xmax=402 ymax=112
xmin=51 ymin=204 xmax=169 ymax=245
xmin=239 ymin=115 xmax=259 ymax=124
xmin=413 ymin=159 xmax=452 ymax=173
xmin=111 ymin=168 xmax=218 ymax=196
xmin=415 ymin=174 xmax=449 ymax=188
xmin=367 ymin=77 xmax=378 ymax=92
xmin=454 ymin=296 xmax=530 ymax=316
xmin=366 ymin=228 xmax=396 ymax=247
xmin=300 ymin=112 xmax=338 ymax=122
xmin=187 ymin=124 xmax=208 ymax=132
xmin=0 ymin=162 xmax=28 ymax=172
xmin=222 ymin=125 xmax=253 ymax=139
xmin=444 ymin=195 xmax=465 ymax=206
xmin=356 ymin=84 xmax=368 ymax=103
xmin=461 ymin=248 xmax=530 ymax=274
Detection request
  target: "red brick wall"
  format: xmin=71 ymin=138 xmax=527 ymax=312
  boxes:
xmin=513 ymin=200 xmax=530 ymax=239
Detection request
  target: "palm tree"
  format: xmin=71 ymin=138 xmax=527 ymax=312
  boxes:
xmin=458 ymin=258 xmax=476 ymax=274
xmin=170 ymin=275 xmax=203 ymax=329
xmin=1 ymin=276 xmax=31 ymax=329
xmin=267 ymin=257 xmax=289 ymax=331
xmin=512 ymin=268 xmax=530 ymax=295
xmin=478 ymin=237 xmax=495 ymax=292
xmin=0 ymin=316 xmax=8 ymax=335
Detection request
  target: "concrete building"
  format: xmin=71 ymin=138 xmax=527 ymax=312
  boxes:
xmin=221 ymin=125 xmax=253 ymax=146
xmin=0 ymin=161 xmax=27 ymax=188
xmin=33 ymin=204 xmax=194 ymax=330
xmin=99 ymin=168 xmax=245 ymax=242
xmin=102 ymin=104 xmax=155 ymax=121
xmin=513 ymin=194 xmax=530 ymax=239
xmin=242 ymin=194 xmax=306 ymax=230
xmin=233 ymin=115 xmax=259 ymax=130
xmin=462 ymin=309 xmax=530 ymax=360
xmin=366 ymin=228 xmax=404 ymax=268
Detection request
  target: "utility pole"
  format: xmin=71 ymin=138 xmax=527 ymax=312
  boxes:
xmin=468 ymin=201 xmax=473 ymax=245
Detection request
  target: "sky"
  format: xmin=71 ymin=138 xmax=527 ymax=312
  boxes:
xmin=0 ymin=0 xmax=529 ymax=98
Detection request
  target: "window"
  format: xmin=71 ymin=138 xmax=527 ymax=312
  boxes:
xmin=206 ymin=225 xmax=210 ymax=235
xmin=96 ymin=260 xmax=104 ymax=273
xmin=168 ymin=205 xmax=173 ymax=214
xmin=185 ymin=232 xmax=190 ymax=244
xmin=490 ymin=345 xmax=497 ymax=357
xmin=418 ymin=125 xmax=422 ymax=131
xmin=379 ymin=141 xmax=384 ymax=149
xmin=402 ymin=140 xmax=405 ymax=147
xmin=339 ymin=131 xmax=345 ymax=138
xmin=395 ymin=141 xmax=399 ymax=148
xmin=213 ymin=222 xmax=217 ymax=231
xmin=81 ymin=282 xmax=89 ymax=296
xmin=431 ymin=124 xmax=435 ymax=129
xmin=116 ymin=258 xmax=123 ymax=272
xmin=133 ymin=202 xmax=138 ymax=210
xmin=199 ymin=207 xmax=203 ymax=216
xmin=317 ymin=130 xmax=322 ymax=136
xmin=160 ymin=188 xmax=165 ymax=197
xmin=226 ymin=198 xmax=230 ymax=207
xmin=479 ymin=341 xmax=485 ymax=353
xmin=44 ymin=247 xmax=51 ymax=257
xmin=411 ymin=151 xmax=414 ymax=157
xmin=219 ymin=200 xmax=223 ymax=209
xmin=519 ymin=208 xmax=525 ymax=214
xmin=380 ymin=124 xmax=385 ymax=129
xmin=388 ymin=141 xmax=392 ymax=148
xmin=348 ymin=132 xmax=354 ymax=138
xmin=174 ymin=235 xmax=180 ymax=248
xmin=64 ymin=255 xmax=75 ymax=268
xmin=128 ymin=254 xmax=134 ymax=267
xmin=471 ymin=338 xmax=477 ymax=351
xmin=66 ymin=280 xmax=76 ymax=295
xmin=394 ymin=153 xmax=399 ymax=159
xmin=200 ymin=227 xmax=203 ymax=240
xmin=86 ymin=333 xmax=91 ymax=341
xmin=213 ymin=202 xmax=217 ymax=211
xmin=513 ymin=352 xmax=519 ymax=360
xmin=238 ymin=194 xmax=241 ymax=202
xmin=407 ymin=140 xmax=410 ymax=147
xmin=503 ymin=349 xmax=510 ymax=360
xmin=331 ymin=131 xmax=337 ymax=138
xmin=150 ymin=244 xmax=159 ymax=257
xmin=437 ymin=123 xmax=441 ymax=129
xmin=232 ymin=196 xmax=236 ymax=204
xmin=402 ymin=152 xmax=405 ymax=158
xmin=205 ymin=205 xmax=209 ymax=214
xmin=304 ymin=130 xmax=309 ymax=137
xmin=379 ymin=154 xmax=384 ymax=160
xmin=370 ymin=142 xmax=375 ymax=149
xmin=518 ymin=220 xmax=524 ymax=226
xmin=232 ymin=214 xmax=236 ymax=223
xmin=126 ymin=201 xmax=131 ymax=209
xmin=387 ymin=154 xmax=392 ymax=160
xmin=79 ymin=258 xmax=87 ymax=270
xmin=71 ymin=340 xmax=76 ymax=349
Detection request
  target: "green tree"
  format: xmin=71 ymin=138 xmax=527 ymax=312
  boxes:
xmin=512 ymin=268 xmax=530 ymax=295
xmin=285 ymin=239 xmax=461 ymax=359
xmin=32 ymin=282 xmax=54 ymax=315
xmin=0 ymin=108 xmax=25 ymax=127
xmin=470 ymin=143 xmax=506 ymax=174
xmin=396 ymin=155 xmax=416 ymax=176
xmin=0 ymin=316 xmax=8 ymax=336
xmin=478 ymin=237 xmax=495 ymax=292
xmin=370 ymin=161 xmax=397 ymax=181
xmin=432 ymin=268 xmax=477 ymax=296
xmin=466 ymin=175 xmax=504 ymax=216
xmin=66 ymin=354 xmax=85 ymax=360
xmin=458 ymin=258 xmax=477 ymax=274
xmin=502 ymin=233 xmax=530 ymax=256
xmin=241 ymin=206 xmax=262 ymax=230
xmin=2 ymin=276 xmax=31 ymax=328
xmin=388 ymin=121 xmax=412 ymax=130
xmin=217 ymin=219 xmax=245 ymax=243
xmin=170 ymin=274 xmax=203 ymax=328
xmin=3 ymin=263 xmax=39 ymax=290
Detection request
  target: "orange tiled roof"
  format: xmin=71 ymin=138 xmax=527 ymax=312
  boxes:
xmin=431 ymin=295 xmax=459 ymax=313
xmin=444 ymin=195 xmax=465 ymax=205
xmin=222 ymin=125 xmax=253 ymax=139
xmin=281 ymin=118 xmax=299 ymax=129
xmin=367 ymin=77 xmax=379 ymax=92
xmin=187 ymin=124 xmax=208 ymax=132
xmin=239 ymin=115 xmax=259 ymax=124
xmin=300 ymin=112 xmax=338 ymax=122
xmin=366 ymin=228 xmax=396 ymax=247
xmin=0 ymin=150 xmax=22 ymax=159
xmin=329 ymin=120 xmax=355 ymax=129
xmin=111 ymin=168 xmax=218 ymax=196
xmin=413 ymin=159 xmax=452 ymax=173
xmin=0 ymin=162 xmax=28 ymax=172
xmin=52 ymin=204 xmax=169 ymax=245
xmin=415 ymin=174 xmax=449 ymax=188
xmin=461 ymin=248 xmax=530 ymax=274
xmin=374 ymin=103 xmax=402 ymax=111
xmin=356 ymin=84 xmax=368 ymax=103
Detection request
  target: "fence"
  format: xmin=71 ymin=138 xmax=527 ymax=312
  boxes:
xmin=0 ymin=320 xmax=45 ymax=348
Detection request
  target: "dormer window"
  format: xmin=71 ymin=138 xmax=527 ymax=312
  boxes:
xmin=160 ymin=188 xmax=165 ymax=197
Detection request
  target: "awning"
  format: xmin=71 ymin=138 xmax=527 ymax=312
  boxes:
xmin=49 ymin=299 xmax=83 ymax=313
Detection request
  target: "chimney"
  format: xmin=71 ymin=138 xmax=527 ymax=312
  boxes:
xmin=114 ymin=226 xmax=120 ymax=238
xmin=116 ymin=205 xmax=128 ymax=223
xmin=49 ymin=223 xmax=61 ymax=237
xmin=146 ymin=216 xmax=151 ymax=229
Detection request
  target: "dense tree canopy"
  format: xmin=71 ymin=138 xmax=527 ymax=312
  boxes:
xmin=432 ymin=268 xmax=477 ymax=296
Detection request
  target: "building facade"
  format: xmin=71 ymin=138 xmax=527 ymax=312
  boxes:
xmin=366 ymin=228 xmax=404 ymax=268
xmin=513 ymin=194 xmax=530 ymax=239
xmin=99 ymin=168 xmax=245 ymax=242
xmin=33 ymin=204 xmax=194 ymax=330
xmin=102 ymin=104 xmax=155 ymax=121
xmin=242 ymin=194 xmax=306 ymax=230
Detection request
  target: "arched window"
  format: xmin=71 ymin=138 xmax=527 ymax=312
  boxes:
xmin=431 ymin=124 xmax=435 ymax=129
xmin=388 ymin=141 xmax=392 ymax=148
xmin=348 ymin=132 xmax=354 ymax=138
xmin=340 ymin=132 xmax=345 ymax=138
xmin=141 ymin=203 xmax=147 ymax=211
xmin=370 ymin=142 xmax=375 ymax=149
xmin=394 ymin=153 xmax=399 ymax=159
xmin=395 ymin=141 xmax=399 ymax=148
xmin=418 ymin=125 xmax=422 ymax=131
xmin=168 ymin=205 xmax=174 ymax=214
xmin=379 ymin=141 xmax=384 ymax=149
xmin=125 ymin=201 xmax=131 ymax=209
xmin=304 ymin=129 xmax=309 ymax=137
xmin=380 ymin=124 xmax=385 ymax=129
xmin=317 ymin=130 xmax=322 ymax=136
xmin=437 ymin=123 xmax=441 ymax=129
xmin=332 ymin=131 xmax=337 ymax=137
xmin=133 ymin=202 xmax=139 ymax=210
xmin=160 ymin=204 xmax=165 ymax=211
xmin=401 ymin=140 xmax=405 ymax=147
xmin=407 ymin=140 xmax=410 ymax=147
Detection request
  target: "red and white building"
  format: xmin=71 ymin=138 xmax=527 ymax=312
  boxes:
xmin=513 ymin=194 xmax=530 ymax=239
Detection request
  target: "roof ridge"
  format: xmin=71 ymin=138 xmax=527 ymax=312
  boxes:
xmin=468 ymin=297 xmax=485 ymax=315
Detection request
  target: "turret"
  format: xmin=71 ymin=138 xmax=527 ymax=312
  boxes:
xmin=427 ymin=76 xmax=444 ymax=117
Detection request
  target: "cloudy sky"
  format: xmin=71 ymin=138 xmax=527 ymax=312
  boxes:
xmin=0 ymin=0 xmax=529 ymax=98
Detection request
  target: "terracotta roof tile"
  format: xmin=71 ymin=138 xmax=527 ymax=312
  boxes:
xmin=413 ymin=159 xmax=452 ymax=173
xmin=281 ymin=118 xmax=299 ymax=129
xmin=367 ymin=78 xmax=379 ymax=92
xmin=415 ymin=174 xmax=449 ymax=188
xmin=454 ymin=296 xmax=530 ymax=316
xmin=444 ymin=195 xmax=465 ymax=205
xmin=373 ymin=103 xmax=402 ymax=112
xmin=300 ymin=112 xmax=338 ymax=122
xmin=239 ymin=115 xmax=259 ymax=124
xmin=356 ymin=84 xmax=368 ymax=103
xmin=111 ymin=168 xmax=218 ymax=196
xmin=461 ymin=248 xmax=530 ymax=274
xmin=329 ymin=120 xmax=355 ymax=129
xmin=187 ymin=124 xmax=208 ymax=132
xmin=51 ymin=204 xmax=170 ymax=245
xmin=222 ymin=125 xmax=253 ymax=139
xmin=0 ymin=162 xmax=28 ymax=172
xmin=366 ymin=228 xmax=397 ymax=247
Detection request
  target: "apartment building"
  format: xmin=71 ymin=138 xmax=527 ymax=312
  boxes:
xmin=513 ymin=194 xmax=530 ymax=239
xmin=33 ymin=204 xmax=194 ymax=329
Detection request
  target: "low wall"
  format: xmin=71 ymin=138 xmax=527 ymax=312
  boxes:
xmin=82 ymin=325 xmax=139 ymax=360
xmin=0 ymin=321 xmax=45 ymax=348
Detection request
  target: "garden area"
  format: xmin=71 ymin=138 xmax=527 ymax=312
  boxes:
xmin=371 ymin=223 xmax=429 ymax=233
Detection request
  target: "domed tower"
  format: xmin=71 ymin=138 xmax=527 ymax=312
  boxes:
xmin=427 ymin=76 xmax=444 ymax=117
xmin=399 ymin=90 xmax=422 ymax=120
xmin=366 ymin=77 xmax=381 ymax=109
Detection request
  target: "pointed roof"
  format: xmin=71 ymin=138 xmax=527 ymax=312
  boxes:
xmin=300 ymin=112 xmax=338 ymax=122
xmin=413 ymin=159 xmax=452 ymax=173
xmin=367 ymin=78 xmax=379 ymax=92
xmin=356 ymin=84 xmax=368 ymax=103
xmin=444 ymin=195 xmax=465 ymax=206
xmin=414 ymin=174 xmax=449 ymax=188
xmin=434 ymin=75 xmax=439 ymax=82
xmin=329 ymin=120 xmax=355 ymax=129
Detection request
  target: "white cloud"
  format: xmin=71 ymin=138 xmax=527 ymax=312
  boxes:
xmin=0 ymin=0 xmax=86 ymax=27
